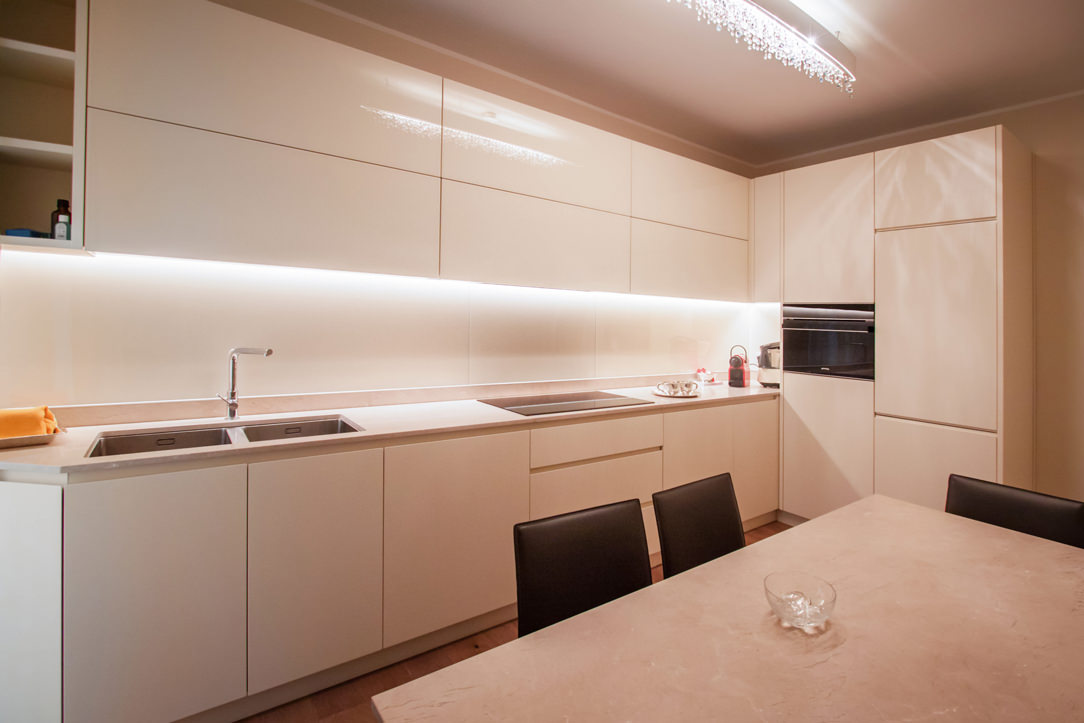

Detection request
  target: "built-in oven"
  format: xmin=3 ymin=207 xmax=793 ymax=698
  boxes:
xmin=782 ymin=303 xmax=875 ymax=380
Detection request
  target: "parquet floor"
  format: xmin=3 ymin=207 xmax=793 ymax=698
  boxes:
xmin=244 ymin=520 xmax=792 ymax=723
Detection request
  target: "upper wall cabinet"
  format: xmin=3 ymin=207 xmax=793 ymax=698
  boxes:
xmin=440 ymin=180 xmax=630 ymax=293
xmin=631 ymin=142 xmax=749 ymax=239
xmin=87 ymin=0 xmax=442 ymax=176
xmin=783 ymin=153 xmax=874 ymax=303
xmin=442 ymin=81 xmax=631 ymax=215
xmin=874 ymin=127 xmax=997 ymax=230
xmin=85 ymin=109 xmax=441 ymax=276
xmin=630 ymin=219 xmax=748 ymax=301
xmin=752 ymin=173 xmax=782 ymax=302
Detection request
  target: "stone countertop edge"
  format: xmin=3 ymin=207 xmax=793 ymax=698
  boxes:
xmin=0 ymin=385 xmax=778 ymax=480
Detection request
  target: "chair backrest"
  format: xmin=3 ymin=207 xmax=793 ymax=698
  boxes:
xmin=513 ymin=499 xmax=652 ymax=637
xmin=652 ymin=472 xmax=745 ymax=578
xmin=945 ymin=474 xmax=1084 ymax=549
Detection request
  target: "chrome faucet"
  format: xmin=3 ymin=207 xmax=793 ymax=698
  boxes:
xmin=219 ymin=347 xmax=273 ymax=419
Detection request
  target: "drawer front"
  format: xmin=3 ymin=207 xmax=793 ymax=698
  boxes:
xmin=531 ymin=414 xmax=663 ymax=468
xmin=530 ymin=450 xmax=662 ymax=520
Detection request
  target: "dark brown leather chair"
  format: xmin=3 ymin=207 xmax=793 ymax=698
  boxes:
xmin=652 ymin=472 xmax=745 ymax=578
xmin=513 ymin=499 xmax=652 ymax=637
xmin=945 ymin=473 xmax=1084 ymax=549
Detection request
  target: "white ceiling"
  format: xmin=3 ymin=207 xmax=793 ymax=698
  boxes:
xmin=316 ymin=0 xmax=1084 ymax=168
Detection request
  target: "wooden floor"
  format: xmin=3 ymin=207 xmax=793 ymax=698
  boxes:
xmin=245 ymin=520 xmax=792 ymax=723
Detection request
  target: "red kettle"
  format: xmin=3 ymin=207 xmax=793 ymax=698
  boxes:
xmin=728 ymin=345 xmax=749 ymax=388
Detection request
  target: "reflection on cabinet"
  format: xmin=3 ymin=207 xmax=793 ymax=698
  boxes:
xmin=248 ymin=449 xmax=384 ymax=694
xmin=875 ymin=127 xmax=997 ymax=230
xmin=782 ymin=373 xmax=873 ymax=519
xmin=875 ymin=416 xmax=997 ymax=510
xmin=752 ymin=172 xmax=782 ymax=302
xmin=64 ymin=466 xmax=247 ymax=723
xmin=440 ymin=180 xmax=630 ymax=292
xmin=88 ymin=0 xmax=441 ymax=176
xmin=630 ymin=219 xmax=748 ymax=301
xmin=383 ymin=431 xmax=530 ymax=647
xmin=783 ymin=153 xmax=874 ymax=303
xmin=442 ymin=81 xmax=630 ymax=214
xmin=875 ymin=221 xmax=998 ymax=430
xmin=631 ymin=141 xmax=749 ymax=239
xmin=84 ymin=109 xmax=441 ymax=276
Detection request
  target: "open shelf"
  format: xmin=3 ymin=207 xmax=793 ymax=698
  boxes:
xmin=0 ymin=37 xmax=75 ymax=88
xmin=0 ymin=136 xmax=73 ymax=170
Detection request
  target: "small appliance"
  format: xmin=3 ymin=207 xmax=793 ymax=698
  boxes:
xmin=757 ymin=342 xmax=781 ymax=387
xmin=728 ymin=345 xmax=749 ymax=388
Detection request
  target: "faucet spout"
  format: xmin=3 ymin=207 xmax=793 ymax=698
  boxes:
xmin=221 ymin=347 xmax=273 ymax=419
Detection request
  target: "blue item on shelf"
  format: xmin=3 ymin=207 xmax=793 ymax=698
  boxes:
xmin=4 ymin=228 xmax=52 ymax=238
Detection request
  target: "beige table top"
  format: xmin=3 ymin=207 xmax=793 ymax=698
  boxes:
xmin=372 ymin=495 xmax=1084 ymax=722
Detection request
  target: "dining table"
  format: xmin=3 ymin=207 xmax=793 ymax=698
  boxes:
xmin=371 ymin=494 xmax=1084 ymax=721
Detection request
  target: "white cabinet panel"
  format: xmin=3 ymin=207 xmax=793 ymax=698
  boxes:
xmin=875 ymin=416 xmax=997 ymax=510
xmin=531 ymin=414 xmax=662 ymax=468
xmin=248 ymin=449 xmax=383 ymax=694
xmin=875 ymin=127 xmax=997 ymax=229
xmin=384 ymin=432 xmax=529 ymax=647
xmin=440 ymin=180 xmax=630 ymax=292
xmin=631 ymin=142 xmax=749 ymax=238
xmin=732 ymin=399 xmax=780 ymax=520
xmin=530 ymin=450 xmax=662 ymax=519
xmin=783 ymin=153 xmax=874 ymax=303
xmin=875 ymin=221 xmax=998 ymax=430
xmin=85 ymin=109 xmax=440 ymax=277
xmin=782 ymin=373 xmax=873 ymax=519
xmin=88 ymin=0 xmax=442 ymax=175
xmin=64 ymin=466 xmax=247 ymax=723
xmin=752 ymin=173 xmax=782 ymax=302
xmin=442 ymin=81 xmax=631 ymax=214
xmin=631 ymin=219 xmax=748 ymax=301
xmin=663 ymin=404 xmax=735 ymax=489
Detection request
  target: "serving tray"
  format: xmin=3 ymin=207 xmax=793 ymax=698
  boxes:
xmin=0 ymin=431 xmax=61 ymax=449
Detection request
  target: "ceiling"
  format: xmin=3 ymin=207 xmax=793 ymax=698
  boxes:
xmin=313 ymin=0 xmax=1084 ymax=169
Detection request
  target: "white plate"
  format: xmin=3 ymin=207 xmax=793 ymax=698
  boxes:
xmin=653 ymin=390 xmax=700 ymax=398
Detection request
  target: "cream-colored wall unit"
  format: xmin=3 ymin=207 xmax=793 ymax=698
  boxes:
xmin=442 ymin=81 xmax=630 ymax=214
xmin=631 ymin=141 xmax=749 ymax=239
xmin=875 ymin=416 xmax=997 ymax=510
xmin=248 ymin=449 xmax=384 ymax=695
xmin=87 ymin=0 xmax=441 ymax=176
xmin=64 ymin=466 xmax=247 ymax=723
xmin=875 ymin=127 xmax=997 ymax=230
xmin=84 ymin=109 xmax=441 ymax=276
xmin=752 ymin=172 xmax=782 ymax=302
xmin=782 ymin=372 xmax=873 ymax=519
xmin=531 ymin=414 xmax=662 ymax=468
xmin=630 ymin=219 xmax=748 ymax=301
xmin=383 ymin=431 xmax=529 ymax=647
xmin=440 ymin=180 xmax=630 ymax=292
xmin=783 ymin=153 xmax=874 ymax=303
xmin=875 ymin=221 xmax=998 ymax=430
xmin=0 ymin=482 xmax=61 ymax=723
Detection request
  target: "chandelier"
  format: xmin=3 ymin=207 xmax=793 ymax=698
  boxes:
xmin=668 ymin=0 xmax=856 ymax=94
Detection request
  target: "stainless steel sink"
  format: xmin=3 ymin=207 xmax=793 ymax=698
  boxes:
xmin=239 ymin=416 xmax=362 ymax=442
xmin=88 ymin=426 xmax=234 ymax=457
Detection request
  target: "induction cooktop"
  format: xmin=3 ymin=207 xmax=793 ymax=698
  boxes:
xmin=478 ymin=391 xmax=652 ymax=416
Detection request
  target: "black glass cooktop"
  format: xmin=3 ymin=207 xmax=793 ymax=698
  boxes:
xmin=478 ymin=391 xmax=652 ymax=416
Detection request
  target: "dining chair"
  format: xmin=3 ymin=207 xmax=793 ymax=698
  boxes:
xmin=945 ymin=473 xmax=1084 ymax=549
xmin=513 ymin=499 xmax=652 ymax=637
xmin=652 ymin=472 xmax=746 ymax=578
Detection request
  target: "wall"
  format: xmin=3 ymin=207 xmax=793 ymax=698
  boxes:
xmin=0 ymin=249 xmax=758 ymax=407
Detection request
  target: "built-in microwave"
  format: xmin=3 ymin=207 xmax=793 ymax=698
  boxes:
xmin=781 ymin=303 xmax=874 ymax=380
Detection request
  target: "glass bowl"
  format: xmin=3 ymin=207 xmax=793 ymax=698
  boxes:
xmin=764 ymin=572 xmax=836 ymax=631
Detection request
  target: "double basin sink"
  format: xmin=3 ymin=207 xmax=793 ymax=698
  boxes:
xmin=87 ymin=415 xmax=362 ymax=458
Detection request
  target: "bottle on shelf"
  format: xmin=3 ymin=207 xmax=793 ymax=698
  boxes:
xmin=50 ymin=199 xmax=70 ymax=240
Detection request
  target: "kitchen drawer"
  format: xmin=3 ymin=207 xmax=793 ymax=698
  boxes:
xmin=530 ymin=450 xmax=662 ymax=520
xmin=531 ymin=414 xmax=662 ymax=468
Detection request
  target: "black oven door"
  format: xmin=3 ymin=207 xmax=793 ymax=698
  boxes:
xmin=782 ymin=304 xmax=875 ymax=380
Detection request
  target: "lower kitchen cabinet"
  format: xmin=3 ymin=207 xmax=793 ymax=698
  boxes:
xmin=248 ymin=449 xmax=384 ymax=694
xmin=383 ymin=431 xmax=530 ymax=647
xmin=63 ymin=466 xmax=247 ymax=723
xmin=663 ymin=404 xmax=735 ymax=489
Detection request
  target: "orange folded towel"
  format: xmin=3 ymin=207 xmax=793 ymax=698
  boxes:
xmin=0 ymin=406 xmax=59 ymax=439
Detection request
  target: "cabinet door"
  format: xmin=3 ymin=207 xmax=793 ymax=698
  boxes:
xmin=248 ymin=449 xmax=383 ymax=694
xmin=630 ymin=219 xmax=749 ymax=301
xmin=631 ymin=142 xmax=749 ymax=238
xmin=875 ymin=221 xmax=998 ymax=430
xmin=663 ymin=405 xmax=735 ymax=489
xmin=732 ymin=400 xmax=780 ymax=520
xmin=752 ymin=173 xmax=782 ymax=302
xmin=88 ymin=0 xmax=442 ymax=175
xmin=64 ymin=466 xmax=247 ymax=723
xmin=440 ymin=180 xmax=630 ymax=292
xmin=384 ymin=432 xmax=529 ymax=647
xmin=783 ymin=153 xmax=874 ymax=303
xmin=84 ymin=109 xmax=440 ymax=277
xmin=442 ymin=81 xmax=631 ymax=214
xmin=782 ymin=373 xmax=873 ymax=519
xmin=875 ymin=127 xmax=997 ymax=229
xmin=875 ymin=416 xmax=997 ymax=510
